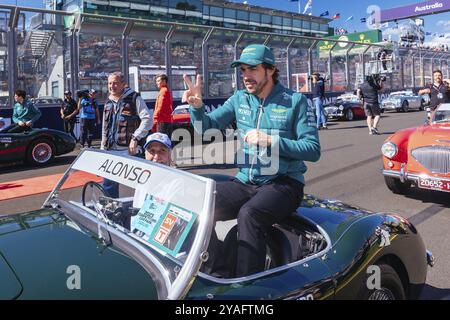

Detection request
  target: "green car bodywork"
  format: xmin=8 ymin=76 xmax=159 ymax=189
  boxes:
xmin=0 ymin=194 xmax=428 ymax=300
xmin=0 ymin=128 xmax=76 ymax=165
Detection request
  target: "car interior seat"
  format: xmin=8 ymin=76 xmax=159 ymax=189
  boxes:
xmin=222 ymin=224 xmax=292 ymax=278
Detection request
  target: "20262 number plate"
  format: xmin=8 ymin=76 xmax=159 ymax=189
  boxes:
xmin=418 ymin=177 xmax=450 ymax=192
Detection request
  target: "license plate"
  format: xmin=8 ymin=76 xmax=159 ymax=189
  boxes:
xmin=418 ymin=177 xmax=450 ymax=192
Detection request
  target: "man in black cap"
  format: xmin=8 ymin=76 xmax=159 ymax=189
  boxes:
xmin=60 ymin=90 xmax=78 ymax=140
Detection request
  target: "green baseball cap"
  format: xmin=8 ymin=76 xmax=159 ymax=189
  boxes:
xmin=230 ymin=44 xmax=275 ymax=68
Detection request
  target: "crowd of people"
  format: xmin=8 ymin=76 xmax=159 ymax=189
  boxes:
xmin=399 ymin=42 xmax=450 ymax=52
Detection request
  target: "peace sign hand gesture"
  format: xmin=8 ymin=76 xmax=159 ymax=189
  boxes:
xmin=182 ymin=74 xmax=203 ymax=108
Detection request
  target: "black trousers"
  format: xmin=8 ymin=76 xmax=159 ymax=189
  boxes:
xmin=63 ymin=120 xmax=76 ymax=140
xmin=206 ymin=176 xmax=304 ymax=277
xmin=80 ymin=118 xmax=95 ymax=147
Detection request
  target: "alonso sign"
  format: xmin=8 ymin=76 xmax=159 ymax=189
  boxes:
xmin=381 ymin=1 xmax=450 ymax=22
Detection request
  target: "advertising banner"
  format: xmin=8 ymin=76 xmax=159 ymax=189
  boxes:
xmin=317 ymin=30 xmax=382 ymax=52
xmin=381 ymin=1 xmax=450 ymax=22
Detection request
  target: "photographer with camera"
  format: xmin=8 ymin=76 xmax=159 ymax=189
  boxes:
xmin=357 ymin=74 xmax=385 ymax=135
xmin=311 ymin=72 xmax=327 ymax=130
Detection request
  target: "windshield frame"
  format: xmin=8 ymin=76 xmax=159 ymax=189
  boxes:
xmin=43 ymin=149 xmax=216 ymax=300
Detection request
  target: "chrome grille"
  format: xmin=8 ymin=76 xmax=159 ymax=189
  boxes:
xmin=411 ymin=146 xmax=450 ymax=174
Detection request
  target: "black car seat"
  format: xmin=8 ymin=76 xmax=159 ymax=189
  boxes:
xmin=222 ymin=224 xmax=292 ymax=278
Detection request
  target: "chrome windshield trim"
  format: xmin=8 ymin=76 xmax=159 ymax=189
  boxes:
xmin=168 ymin=178 xmax=216 ymax=300
xmin=382 ymin=170 xmax=450 ymax=183
xmin=198 ymin=222 xmax=333 ymax=285
xmin=46 ymin=149 xmax=217 ymax=300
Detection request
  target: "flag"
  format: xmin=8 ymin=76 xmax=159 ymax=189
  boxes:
xmin=332 ymin=13 xmax=340 ymax=20
xmin=319 ymin=11 xmax=329 ymax=17
xmin=360 ymin=18 xmax=366 ymax=23
xmin=335 ymin=27 xmax=348 ymax=35
xmin=425 ymin=31 xmax=432 ymax=36
xmin=345 ymin=16 xmax=354 ymax=22
xmin=303 ymin=0 xmax=312 ymax=15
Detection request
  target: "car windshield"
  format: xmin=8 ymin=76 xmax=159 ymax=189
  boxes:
xmin=433 ymin=110 xmax=450 ymax=123
xmin=44 ymin=149 xmax=215 ymax=299
xmin=389 ymin=93 xmax=404 ymax=97
xmin=173 ymin=106 xmax=189 ymax=115
xmin=336 ymin=95 xmax=357 ymax=103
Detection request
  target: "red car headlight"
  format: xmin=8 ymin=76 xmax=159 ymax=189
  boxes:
xmin=381 ymin=142 xmax=398 ymax=159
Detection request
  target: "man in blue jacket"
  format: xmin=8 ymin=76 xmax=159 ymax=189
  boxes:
xmin=183 ymin=44 xmax=321 ymax=277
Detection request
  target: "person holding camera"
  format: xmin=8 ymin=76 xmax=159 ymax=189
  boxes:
xmin=311 ymin=73 xmax=327 ymax=130
xmin=357 ymin=74 xmax=384 ymax=135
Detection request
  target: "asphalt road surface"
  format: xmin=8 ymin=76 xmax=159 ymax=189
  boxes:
xmin=1 ymin=109 xmax=449 ymax=299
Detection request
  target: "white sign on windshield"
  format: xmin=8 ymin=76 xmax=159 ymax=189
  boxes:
xmin=71 ymin=150 xmax=207 ymax=214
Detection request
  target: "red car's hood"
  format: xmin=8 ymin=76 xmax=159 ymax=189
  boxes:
xmin=406 ymin=123 xmax=450 ymax=176
xmin=409 ymin=123 xmax=450 ymax=149
xmin=172 ymin=114 xmax=190 ymax=124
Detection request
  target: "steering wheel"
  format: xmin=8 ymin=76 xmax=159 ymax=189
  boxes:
xmin=81 ymin=181 xmax=109 ymax=208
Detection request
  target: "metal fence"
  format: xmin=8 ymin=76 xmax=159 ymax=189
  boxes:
xmin=1 ymin=4 xmax=449 ymax=107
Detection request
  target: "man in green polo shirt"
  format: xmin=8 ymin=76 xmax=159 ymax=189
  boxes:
xmin=183 ymin=44 xmax=321 ymax=277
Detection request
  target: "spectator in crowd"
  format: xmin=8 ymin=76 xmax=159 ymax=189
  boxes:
xmin=418 ymin=70 xmax=450 ymax=111
xmin=101 ymin=71 xmax=153 ymax=198
xmin=77 ymin=90 xmax=96 ymax=148
xmin=131 ymin=133 xmax=187 ymax=235
xmin=378 ymin=49 xmax=388 ymax=71
xmin=60 ymin=90 xmax=78 ymax=140
xmin=2 ymin=89 xmax=41 ymax=133
xmin=311 ymin=72 xmax=327 ymax=130
xmin=143 ymin=132 xmax=172 ymax=165
xmin=131 ymin=132 xmax=175 ymax=211
xmin=153 ymin=74 xmax=173 ymax=136
xmin=358 ymin=74 xmax=384 ymax=135
xmin=89 ymin=89 xmax=101 ymax=127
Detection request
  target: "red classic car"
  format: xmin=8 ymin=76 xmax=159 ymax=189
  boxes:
xmin=171 ymin=104 xmax=236 ymax=142
xmin=171 ymin=104 xmax=191 ymax=130
xmin=382 ymin=103 xmax=450 ymax=194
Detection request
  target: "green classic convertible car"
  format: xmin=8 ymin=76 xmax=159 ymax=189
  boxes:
xmin=0 ymin=150 xmax=434 ymax=300
xmin=0 ymin=127 xmax=76 ymax=165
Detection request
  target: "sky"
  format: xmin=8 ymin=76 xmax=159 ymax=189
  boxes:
xmin=233 ymin=0 xmax=450 ymax=47
xmin=2 ymin=0 xmax=449 ymax=46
